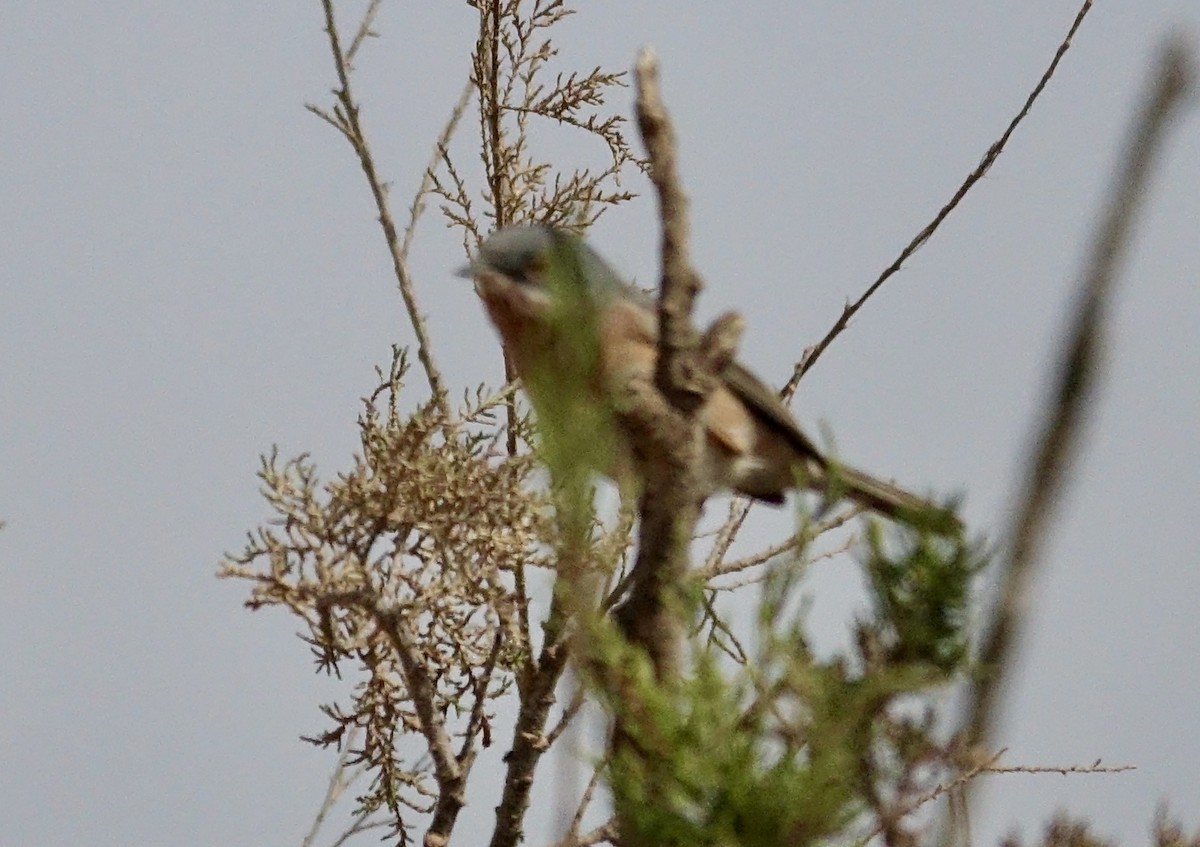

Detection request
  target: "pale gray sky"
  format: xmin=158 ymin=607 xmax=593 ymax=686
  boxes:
xmin=2 ymin=3 xmax=1198 ymax=846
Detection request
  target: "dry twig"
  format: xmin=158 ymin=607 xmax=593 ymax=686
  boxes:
xmin=784 ymin=0 xmax=1097 ymax=394
xmin=703 ymin=0 xmax=1098 ymax=581
xmin=309 ymin=0 xmax=450 ymax=415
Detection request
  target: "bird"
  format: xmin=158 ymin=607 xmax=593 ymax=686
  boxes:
xmin=461 ymin=224 xmax=958 ymax=530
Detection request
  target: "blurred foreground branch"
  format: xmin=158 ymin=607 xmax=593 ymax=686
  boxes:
xmin=958 ymin=29 xmax=1194 ymax=825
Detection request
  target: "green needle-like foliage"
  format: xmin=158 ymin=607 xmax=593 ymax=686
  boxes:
xmin=861 ymin=523 xmax=984 ymax=674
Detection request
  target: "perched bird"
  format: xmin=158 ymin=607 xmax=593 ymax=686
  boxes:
xmin=463 ymin=224 xmax=957 ymax=529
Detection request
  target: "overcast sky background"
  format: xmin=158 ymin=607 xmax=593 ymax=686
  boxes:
xmin=2 ymin=2 xmax=1198 ymax=845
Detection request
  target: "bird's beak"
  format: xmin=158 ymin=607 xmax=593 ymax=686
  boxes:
xmin=454 ymin=262 xmax=474 ymax=279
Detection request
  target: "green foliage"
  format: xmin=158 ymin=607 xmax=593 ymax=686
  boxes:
xmin=513 ymin=235 xmax=623 ymax=577
xmin=519 ymin=234 xmax=616 ymax=494
xmin=600 ymin=523 xmax=982 ymax=847
xmin=607 ymin=655 xmax=858 ymax=847
xmin=859 ymin=522 xmax=983 ymax=674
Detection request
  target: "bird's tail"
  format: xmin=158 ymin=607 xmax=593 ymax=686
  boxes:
xmin=825 ymin=462 xmax=962 ymax=534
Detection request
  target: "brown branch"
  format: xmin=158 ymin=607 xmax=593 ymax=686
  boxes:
xmin=642 ymin=45 xmax=704 ymax=413
xmin=401 ymin=79 xmax=475 ymax=264
xmin=959 ymin=27 xmax=1193 ymax=817
xmin=314 ymin=0 xmax=450 ymax=415
xmin=714 ymin=534 xmax=858 ymax=592
xmin=373 ymin=607 xmax=467 ymax=841
xmin=612 ymin=47 xmax=719 ymax=680
xmin=489 ymin=601 xmax=572 ymax=847
xmin=701 ymin=496 xmax=754 ymax=574
xmin=704 ymin=0 xmax=1098 ymax=573
xmin=553 ymin=819 xmax=618 ymax=847
xmin=785 ymin=0 xmax=1097 ymax=394
xmin=700 ymin=506 xmax=862 ymax=580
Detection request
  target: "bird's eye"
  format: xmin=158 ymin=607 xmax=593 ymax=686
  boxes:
xmin=516 ymin=255 xmax=546 ymax=285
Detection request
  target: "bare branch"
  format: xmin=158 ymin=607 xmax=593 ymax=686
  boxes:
xmin=785 ymin=0 xmax=1097 ymax=393
xmin=701 ymin=496 xmax=754 ymax=574
xmin=704 ymin=0 xmax=1099 ymax=572
xmin=316 ymin=0 xmax=450 ymax=415
xmin=870 ymin=749 xmax=1007 ymax=840
xmin=402 ymin=79 xmax=476 ymax=263
xmin=371 ymin=607 xmax=466 ymax=840
xmin=700 ymin=506 xmax=862 ymax=580
xmin=489 ymin=599 xmax=572 ymax=847
xmin=544 ymin=682 xmax=587 ymax=749
xmin=302 ymin=726 xmax=365 ymax=847
xmin=637 ymin=50 xmax=705 ymax=414
xmin=327 ymin=810 xmax=392 ymax=847
xmin=612 ymin=47 xmax=717 ymax=680
xmin=557 ymin=762 xmax=609 ymax=847
xmin=345 ymin=0 xmax=383 ymax=65
xmin=987 ymin=761 xmax=1136 ymax=776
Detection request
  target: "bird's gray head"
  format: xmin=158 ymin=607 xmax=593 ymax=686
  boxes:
xmin=462 ymin=224 xmax=628 ymax=297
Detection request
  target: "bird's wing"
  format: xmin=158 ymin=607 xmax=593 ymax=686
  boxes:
xmin=720 ymin=361 xmax=824 ymax=462
xmin=600 ymin=293 xmax=821 ymax=462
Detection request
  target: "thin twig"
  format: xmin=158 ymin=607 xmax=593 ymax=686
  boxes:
xmin=705 ymin=0 xmax=1098 ymax=575
xmin=344 ymin=0 xmax=382 ymax=65
xmin=401 ymin=79 xmax=475 ymax=263
xmin=870 ymin=749 xmax=1007 ymax=839
xmin=784 ymin=0 xmax=1097 ymax=394
xmin=560 ymin=762 xmax=609 ymax=846
xmin=710 ymin=534 xmax=857 ymax=592
xmin=700 ymin=506 xmax=862 ymax=580
xmin=987 ymin=761 xmax=1136 ymax=775
xmin=702 ymin=496 xmax=754 ymax=573
xmin=327 ymin=811 xmax=392 ymax=847
xmin=315 ymin=0 xmax=450 ymax=415
xmin=373 ymin=607 xmax=467 ymax=840
xmin=301 ymin=725 xmax=365 ymax=847
xmin=553 ymin=819 xmax=618 ymax=847
xmin=545 ymin=683 xmax=588 ymax=748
